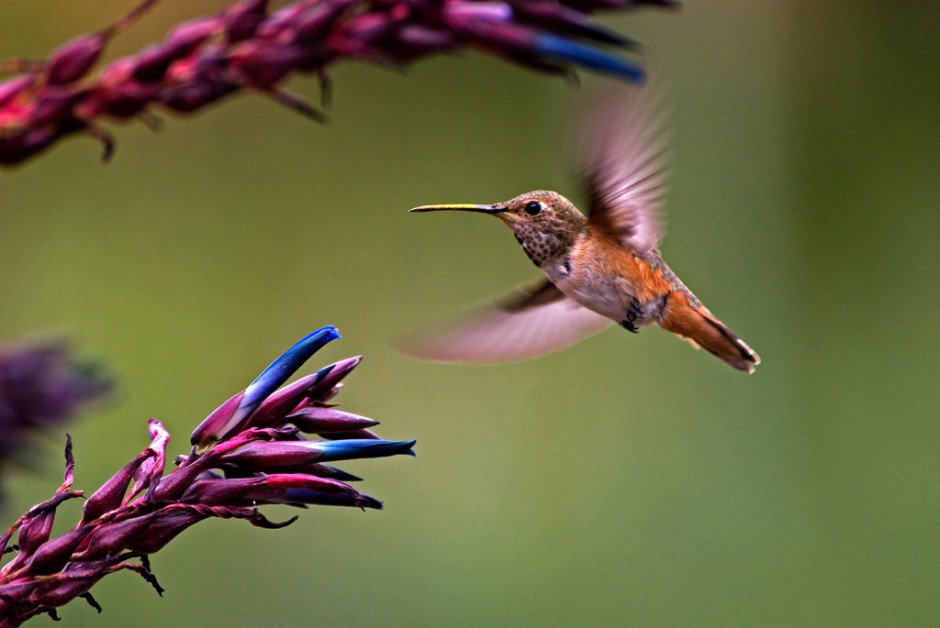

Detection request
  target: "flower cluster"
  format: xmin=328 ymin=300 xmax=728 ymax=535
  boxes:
xmin=0 ymin=327 xmax=415 ymax=625
xmin=0 ymin=0 xmax=676 ymax=166
xmin=0 ymin=341 xmax=110 ymax=474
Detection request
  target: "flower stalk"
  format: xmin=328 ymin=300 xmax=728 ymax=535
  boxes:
xmin=0 ymin=327 xmax=414 ymax=625
xmin=0 ymin=0 xmax=677 ymax=166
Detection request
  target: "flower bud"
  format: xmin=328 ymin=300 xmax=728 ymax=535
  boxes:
xmin=182 ymin=473 xmax=358 ymax=507
xmin=285 ymin=407 xmax=379 ymax=433
xmin=46 ymin=34 xmax=105 ymax=85
xmin=24 ymin=527 xmax=90 ymax=576
xmin=0 ymin=75 xmax=32 ymax=108
xmin=81 ymin=452 xmax=151 ymax=524
xmin=79 ymin=513 xmax=156 ymax=560
xmin=223 ymin=0 xmax=269 ymax=42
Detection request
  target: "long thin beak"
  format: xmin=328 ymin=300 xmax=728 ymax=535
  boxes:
xmin=409 ymin=203 xmax=507 ymax=215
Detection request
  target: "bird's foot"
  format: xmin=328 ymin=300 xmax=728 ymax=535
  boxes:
xmin=621 ymin=299 xmax=643 ymax=334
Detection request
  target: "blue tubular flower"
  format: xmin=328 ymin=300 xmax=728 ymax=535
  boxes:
xmin=309 ymin=439 xmax=418 ymax=462
xmin=441 ymin=1 xmax=653 ymax=82
xmin=190 ymin=326 xmax=340 ymax=450
xmin=184 ymin=328 xmax=415 ymax=514
xmin=276 ymin=489 xmax=384 ymax=510
xmin=532 ymin=33 xmax=645 ymax=82
xmin=220 ymin=439 xmax=417 ymax=469
xmin=511 ymin=2 xmax=640 ymax=49
xmin=243 ymin=326 xmax=342 ymax=414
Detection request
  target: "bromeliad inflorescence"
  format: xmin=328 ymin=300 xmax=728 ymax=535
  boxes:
xmin=0 ymin=326 xmax=415 ymax=625
xmin=0 ymin=0 xmax=677 ymax=166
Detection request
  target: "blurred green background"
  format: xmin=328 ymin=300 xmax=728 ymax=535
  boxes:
xmin=2 ymin=1 xmax=939 ymax=625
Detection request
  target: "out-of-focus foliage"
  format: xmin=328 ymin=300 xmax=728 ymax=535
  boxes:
xmin=0 ymin=1 xmax=938 ymax=625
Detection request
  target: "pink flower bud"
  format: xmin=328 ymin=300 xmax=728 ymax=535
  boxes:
xmin=46 ymin=34 xmax=106 ymax=85
xmin=24 ymin=527 xmax=90 ymax=576
xmin=189 ymin=390 xmax=245 ymax=452
xmin=0 ymin=75 xmax=33 ymax=109
xmin=223 ymin=0 xmax=269 ymax=42
xmin=285 ymin=407 xmax=380 ymax=433
xmin=81 ymin=451 xmax=151 ymax=524
xmin=78 ymin=513 xmax=157 ymax=560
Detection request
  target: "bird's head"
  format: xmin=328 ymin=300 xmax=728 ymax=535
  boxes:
xmin=410 ymin=190 xmax=586 ymax=267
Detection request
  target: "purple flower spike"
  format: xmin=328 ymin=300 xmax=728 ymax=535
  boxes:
xmin=0 ymin=329 xmax=413 ymax=624
xmin=0 ymin=0 xmax=674 ymax=166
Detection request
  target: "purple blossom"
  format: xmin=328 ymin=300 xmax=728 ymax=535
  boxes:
xmin=0 ymin=341 xmax=110 ymax=474
xmin=0 ymin=0 xmax=677 ymax=166
xmin=0 ymin=327 xmax=414 ymax=625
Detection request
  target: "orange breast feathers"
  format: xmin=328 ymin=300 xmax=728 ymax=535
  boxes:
xmin=573 ymin=232 xmax=674 ymax=303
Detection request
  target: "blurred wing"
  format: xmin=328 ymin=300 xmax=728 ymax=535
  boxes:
xmin=576 ymin=83 xmax=669 ymax=253
xmin=402 ymin=279 xmax=613 ymax=364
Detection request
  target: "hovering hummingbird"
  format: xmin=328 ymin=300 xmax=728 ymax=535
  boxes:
xmin=408 ymin=85 xmax=760 ymax=373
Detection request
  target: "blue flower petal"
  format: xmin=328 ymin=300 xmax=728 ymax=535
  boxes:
xmin=240 ymin=326 xmax=341 ymax=416
xmin=278 ymin=488 xmax=383 ymax=509
xmin=313 ymin=439 xmax=417 ymax=462
xmin=533 ymin=33 xmax=645 ymax=83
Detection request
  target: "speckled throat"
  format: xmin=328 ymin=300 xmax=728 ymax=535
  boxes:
xmin=510 ymin=216 xmax=582 ymax=268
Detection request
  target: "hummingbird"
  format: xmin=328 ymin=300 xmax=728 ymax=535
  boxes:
xmin=407 ymin=85 xmax=760 ymax=373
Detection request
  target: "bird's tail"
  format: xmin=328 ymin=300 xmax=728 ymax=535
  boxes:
xmin=660 ymin=292 xmax=760 ymax=374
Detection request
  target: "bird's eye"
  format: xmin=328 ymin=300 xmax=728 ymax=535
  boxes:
xmin=524 ymin=200 xmax=543 ymax=216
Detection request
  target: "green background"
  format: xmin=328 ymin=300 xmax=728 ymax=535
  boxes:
xmin=2 ymin=1 xmax=938 ymax=625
